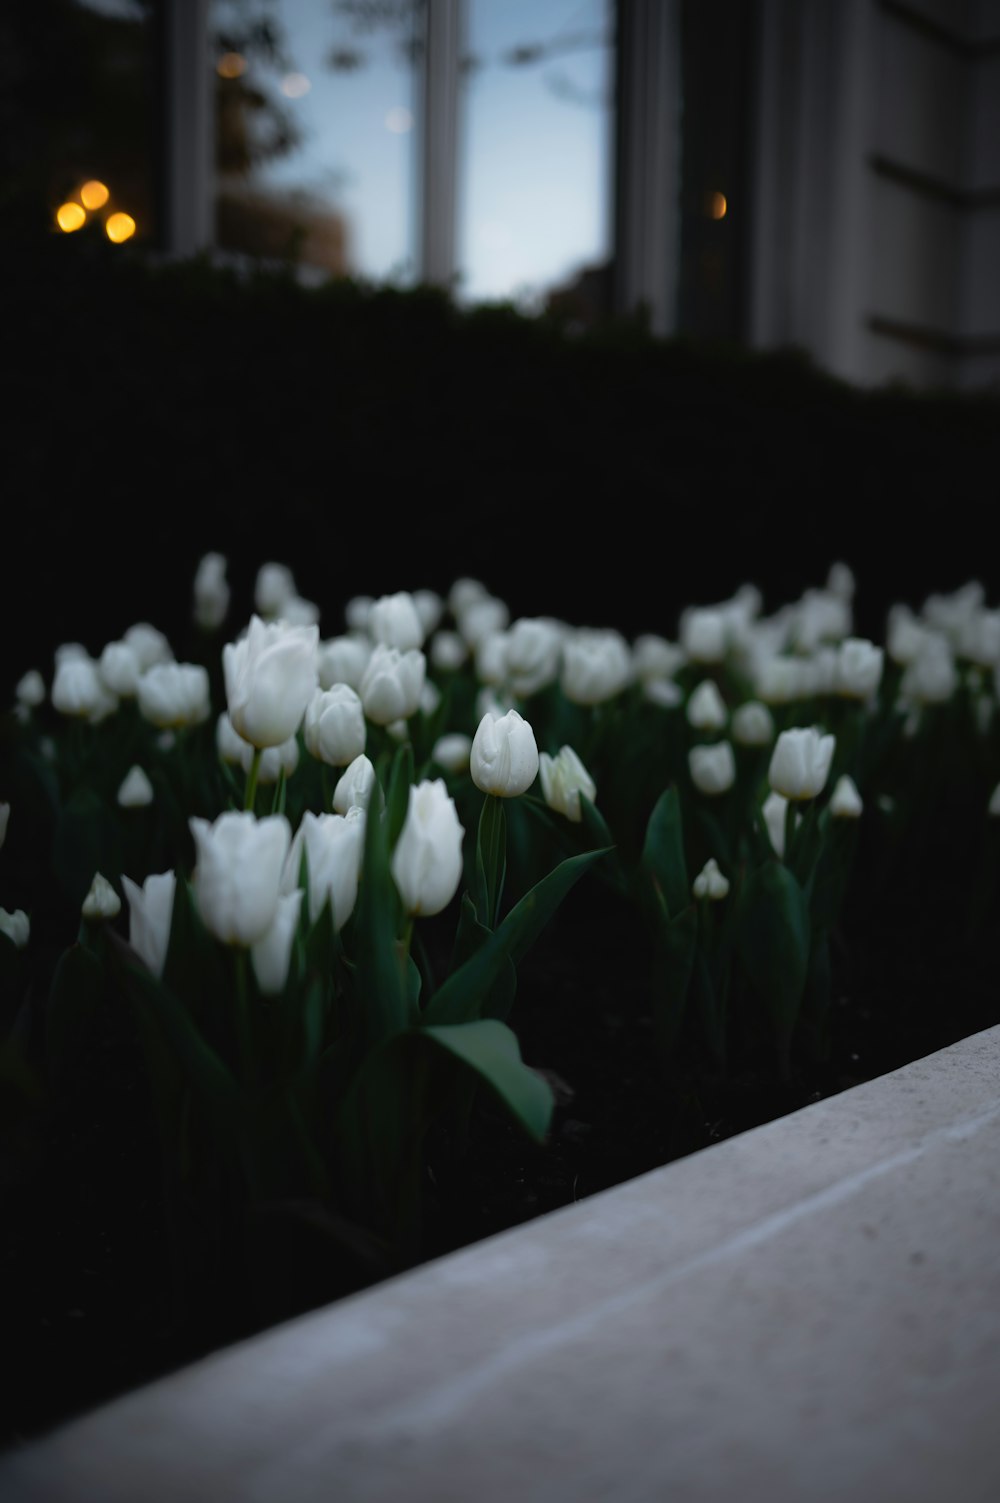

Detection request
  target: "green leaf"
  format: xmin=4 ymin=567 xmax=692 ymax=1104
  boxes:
xmin=447 ymin=892 xmax=516 ymax=1023
xmin=46 ymin=943 xmax=106 ymax=1077
xmin=737 ymin=859 xmax=810 ymax=1074
xmin=422 ymin=1020 xmax=554 ymax=1143
xmin=386 ymin=741 xmax=415 ymax=849
xmin=475 ymin=794 xmax=506 ymax=930
xmin=642 ymin=788 xmax=688 ymax=920
xmin=580 ymin=794 xmax=614 ymax=854
xmin=52 ymin=787 xmax=123 ymax=912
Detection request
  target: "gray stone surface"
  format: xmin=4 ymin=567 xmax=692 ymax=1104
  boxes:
xmin=4 ymin=1025 xmax=1000 ymax=1502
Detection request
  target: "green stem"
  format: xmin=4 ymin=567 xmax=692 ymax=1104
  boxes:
xmin=234 ymin=947 xmax=254 ymax=1087
xmin=477 ymin=794 xmax=507 ymax=929
xmin=244 ymin=747 xmax=262 ymax=812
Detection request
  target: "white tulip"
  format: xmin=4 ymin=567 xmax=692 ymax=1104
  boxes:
xmin=52 ymin=657 xmax=111 ymax=720
xmin=693 ymin=857 xmax=729 ymax=901
xmin=632 ymin=634 xmax=684 ymax=683
xmin=99 ymin=641 xmax=142 ymax=698
xmin=834 ymin=638 xmax=884 ymax=700
xmin=251 ymin=890 xmax=303 ymax=995
xmin=344 ymin=595 xmax=373 ymax=633
xmin=82 ymin=872 xmax=121 ymax=921
xmin=189 ymin=812 xmax=291 ymax=946
xmin=755 ymin=655 xmax=809 ymax=705
xmin=561 ymin=628 xmax=632 ymax=705
xmin=121 ymin=871 xmax=176 ymax=976
xmin=826 ymin=561 xmax=855 ymax=602
xmin=988 ymin=783 xmax=1000 ymax=817
xmin=318 ymin=635 xmax=372 ymax=691
xmin=470 ymin=708 xmax=539 ymax=797
xmin=643 ymin=677 xmax=683 ymax=709
xmin=476 ymin=688 xmax=514 ymax=723
xmin=476 ymin=630 xmax=510 ymax=686
xmin=118 ymin=765 xmax=154 ymax=808
xmin=790 ymin=589 xmax=851 ymax=653
xmin=368 ymin=591 xmax=425 ymax=651
xmin=332 ymin=754 xmax=378 ymax=815
xmin=539 ymin=745 xmax=596 ymax=823
xmin=886 ymin=604 xmax=926 ymax=666
xmin=958 ymin=608 xmax=1000 ymax=667
xmin=358 ymin=645 xmax=425 ymax=726
xmin=225 ymin=615 xmax=319 ymax=748
xmin=432 ymin=733 xmax=472 ymax=774
xmin=15 ymin=669 xmax=45 ymax=708
xmin=303 ymin=684 xmax=366 ymax=767
xmin=123 ymin=623 xmax=173 ymax=671
xmin=391 ymin=779 xmax=465 ymax=917
xmin=830 ymin=774 xmax=863 ymax=819
xmin=216 ymin=711 xmax=249 ymax=765
xmin=278 ymin=596 xmax=321 ymax=628
xmin=900 ymin=633 xmax=956 ymax=705
xmin=768 ymin=727 xmax=836 ymax=800
xmin=923 ymin=581 xmax=984 ymax=644
xmin=762 ymin=791 xmax=791 ymax=858
xmin=255 ymin=562 xmax=296 ymax=618
xmin=688 ymin=741 xmax=736 ymax=796
xmin=239 ymin=733 xmax=299 ymax=785
xmin=430 ymin=631 xmax=468 ymax=672
xmin=686 ymin=680 xmax=728 ymax=731
xmin=679 ymin=608 xmax=728 ymax=664
xmin=54 ymin=642 xmax=88 ymax=665
xmin=138 ymin=663 xmax=211 ymax=729
xmin=419 ymin=680 xmax=441 ymax=717
xmin=732 ymin=700 xmax=774 ymax=746
xmin=193 ymin=552 xmax=230 ymax=631
xmin=448 ymin=577 xmax=488 ymax=616
xmin=295 ymin=809 xmax=366 ymax=928
xmin=0 ymin=803 xmax=8 ymax=849
xmin=458 ymin=595 xmax=510 ymax=649
xmin=0 ymin=908 xmax=30 ymax=949
xmin=413 ymin=589 xmax=445 ymax=637
xmin=506 ymin=618 xmax=563 ymax=696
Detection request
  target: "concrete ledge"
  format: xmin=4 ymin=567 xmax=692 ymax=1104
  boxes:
xmin=4 ymin=1025 xmax=1000 ymax=1502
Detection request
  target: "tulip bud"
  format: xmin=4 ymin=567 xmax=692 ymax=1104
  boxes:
xmin=333 ymin=754 xmax=378 ymax=815
xmin=755 ymin=655 xmax=808 ymax=705
xmin=693 ymin=857 xmax=729 ymax=901
xmin=0 ymin=803 xmax=8 ymax=850
xmin=790 ymin=589 xmax=851 ymax=653
xmin=225 ymin=615 xmax=319 ymax=748
xmin=293 ymin=809 xmax=366 ymax=927
xmin=318 ymin=635 xmax=372 ymax=691
xmin=539 ymin=745 xmax=596 ymax=823
xmin=688 ymin=741 xmax=736 ymax=796
xmin=137 ymin=663 xmax=211 ymax=730
xmin=834 ymin=638 xmax=884 ymax=700
xmin=458 ymin=595 xmax=510 ymax=650
xmin=470 ymin=709 xmax=539 ymax=797
xmin=193 ymin=552 xmax=230 ymax=631
xmin=0 ymin=908 xmax=30 ymax=949
xmin=190 ymin=812 xmax=291 ymax=946
xmin=344 ymin=595 xmax=373 ymax=633
xmin=99 ymin=641 xmax=142 ymax=698
xmin=768 ymin=726 xmax=835 ymax=800
xmin=368 ymin=591 xmax=425 ymax=651
xmin=255 ymin=562 xmax=296 ymax=618
xmin=52 ymin=657 xmax=111 ymax=720
xmin=278 ymin=596 xmax=320 ymax=628
xmin=762 ymin=790 xmax=791 ymax=858
xmin=303 ymin=685 xmax=367 ymax=767
xmin=391 ymin=779 xmax=465 ymax=916
xmin=886 ymin=604 xmax=926 ymax=666
xmin=216 ymin=711 xmax=249 ymax=766
xmin=686 ymin=680 xmax=728 ymax=731
xmin=958 ymin=608 xmax=1000 ymax=667
xmin=430 ymin=631 xmax=468 ymax=672
xmin=251 ymin=890 xmax=303 ymax=995
xmin=121 ymin=871 xmax=176 ymax=976
xmin=827 ymin=561 xmax=855 ymax=602
xmin=829 ymin=774 xmax=863 ymax=819
xmin=732 ymin=700 xmax=774 ymax=746
xmin=432 ymin=733 xmax=472 ymax=774
xmin=118 ymin=765 xmax=154 ymax=808
xmin=123 ymin=623 xmax=173 ymax=672
xmin=413 ymin=589 xmax=445 ymax=637
xmin=476 ymin=630 xmax=510 ymax=686
xmin=900 ymin=632 xmax=956 ymax=705
xmin=240 ymin=733 xmax=299 ymax=785
xmin=448 ymin=577 xmax=488 ymax=616
xmin=358 ymin=645 xmax=425 ymax=726
xmin=679 ymin=608 xmax=728 ymax=664
xmin=632 ymin=635 xmax=684 ymax=683
xmin=82 ymin=872 xmax=122 ymax=921
xmin=15 ymin=669 xmax=45 ymax=708
xmin=561 ymin=629 xmax=632 ymax=705
xmin=476 ymin=688 xmax=514 ymax=723
xmin=506 ymin=618 xmax=563 ymax=696
xmin=643 ymin=677 xmax=683 ymax=709
xmin=420 ymin=680 xmax=441 ymax=717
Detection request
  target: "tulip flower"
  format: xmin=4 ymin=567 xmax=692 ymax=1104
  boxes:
xmin=833 ymin=638 xmax=884 ymax=700
xmin=194 ymin=552 xmax=230 ymax=631
xmin=762 ymin=790 xmax=791 ymax=857
xmin=686 ymin=680 xmax=728 ymax=731
xmin=413 ymin=589 xmax=444 ymax=637
xmin=539 ymin=745 xmax=596 ymax=823
xmin=475 ymin=631 xmax=510 ymax=687
xmin=333 ymin=754 xmax=377 ymax=815
xmin=643 ymin=677 xmax=683 ymax=709
xmin=506 ymin=618 xmax=563 ymax=696
xmin=118 ymin=765 xmax=154 ymax=808
xmin=239 ymin=734 xmax=299 ymax=785
xmin=122 ymin=871 xmax=176 ymax=977
xmin=732 ymin=700 xmax=774 ymax=746
xmin=292 ymin=809 xmax=366 ymax=928
xmin=0 ymin=803 xmax=8 ymax=850
xmin=689 ymin=741 xmax=736 ymax=796
xmin=391 ymin=779 xmax=465 ymax=917
xmin=368 ymin=591 xmax=425 ymax=651
xmin=0 ymin=908 xmax=29 ymax=949
xmin=830 ymin=774 xmax=863 ymax=819
xmin=251 ymin=890 xmax=303 ymax=995
xmin=790 ymin=589 xmax=851 ymax=653
xmin=470 ymin=708 xmax=539 ymax=797
xmin=561 ymin=629 xmax=632 ymax=705
xmin=901 ymin=633 xmax=957 ymax=705
xmin=15 ymin=669 xmax=45 ymax=708
xmin=216 ymin=712 xmax=249 ymax=766
xmin=52 ymin=656 xmax=113 ymax=720
xmin=458 ymin=595 xmax=510 ymax=649
xmin=420 ymin=680 xmax=441 ymax=717
xmin=430 ymin=631 xmax=469 ymax=672
xmin=318 ymin=635 xmax=372 ymax=691
xmin=304 ymin=685 xmax=367 ymax=767
xmin=958 ymin=609 xmax=1000 ymax=667
xmin=632 ymin=634 xmax=684 ymax=683
xmin=344 ymin=595 xmax=373 ymax=633
xmin=255 ymin=562 xmax=296 ymax=618
xmin=189 ymin=812 xmax=291 ymax=946
xmin=123 ymin=623 xmax=173 ymax=671
xmin=99 ymin=641 xmax=142 ymax=697
xmin=989 ymin=784 xmax=1000 ymax=817
xmin=82 ymin=872 xmax=121 ymax=921
xmin=768 ymin=727 xmax=835 ymax=800
xmin=693 ymin=857 xmax=729 ymax=901
xmin=679 ymin=607 xmax=728 ymax=664
xmin=358 ymin=645 xmax=425 ymax=726
xmin=137 ymin=663 xmax=211 ymax=729
xmin=755 ymin=655 xmax=809 ymax=705
xmin=225 ymin=615 xmax=319 ymax=748
xmin=279 ymin=596 xmax=321 ymax=627
xmin=432 ymin=733 xmax=472 ymax=774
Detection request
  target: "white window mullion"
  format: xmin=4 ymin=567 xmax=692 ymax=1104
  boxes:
xmin=417 ymin=0 xmax=464 ymax=287
xmin=161 ymin=0 xmax=214 ymax=257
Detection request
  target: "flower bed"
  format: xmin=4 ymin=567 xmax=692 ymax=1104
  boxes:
xmin=2 ymin=559 xmax=999 ymax=1447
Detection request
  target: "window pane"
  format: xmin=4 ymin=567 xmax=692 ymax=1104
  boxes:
xmin=458 ymin=0 xmax=612 ymax=312
xmin=212 ymin=0 xmax=420 ymax=280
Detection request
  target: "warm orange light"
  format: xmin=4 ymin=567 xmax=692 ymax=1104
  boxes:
xmin=80 ymin=179 xmax=109 ymax=210
xmin=217 ymin=51 xmax=246 ymax=79
xmin=106 ymin=212 xmax=136 ymax=244
xmin=56 ymin=202 xmax=86 ymax=233
xmin=707 ymin=191 xmax=728 ymax=220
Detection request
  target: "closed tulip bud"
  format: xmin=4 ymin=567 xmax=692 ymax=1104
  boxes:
xmin=190 ymin=812 xmax=291 ymax=946
xmin=123 ymin=623 xmax=173 ymax=672
xmin=762 ymin=790 xmax=791 ymax=857
xmin=643 ymin=677 xmax=683 ymax=709
xmin=318 ymin=635 xmax=371 ymax=691
xmin=118 ymin=765 xmax=154 ymax=808
xmin=506 ymin=618 xmax=563 ymax=696
xmin=255 ymin=562 xmax=296 ymax=618
xmin=121 ymin=871 xmax=175 ymax=976
xmin=688 ymin=741 xmax=736 ymax=796
xmin=958 ymin=609 xmax=1000 ymax=668
xmin=830 ymin=774 xmax=863 ymax=819
xmin=790 ymin=589 xmax=851 ymax=653
xmin=240 ymin=733 xmax=299 ymax=785
xmin=82 ymin=872 xmax=122 ymax=921
xmin=279 ymin=596 xmax=320 ymax=628
xmin=391 ymin=779 xmax=465 ymax=916
xmin=358 ymin=645 xmax=425 ymax=725
xmin=368 ymin=591 xmax=425 ymax=651
xmin=194 ymin=552 xmax=230 ymax=631
xmin=755 ymin=655 xmax=809 ymax=705
xmin=459 ymin=595 xmax=510 ymax=650
xmin=430 ymin=631 xmax=468 ymax=672
xmin=827 ymin=561 xmax=855 ymax=601
xmin=886 ymin=604 xmax=926 ymax=666
xmin=333 ymin=754 xmax=378 ymax=814
xmin=225 ymin=615 xmax=319 ymax=748
xmin=344 ymin=595 xmax=373 ymax=633
xmin=923 ymin=581 xmax=984 ymax=643
xmin=834 ymin=638 xmax=884 ymax=700
xmin=732 ymin=700 xmax=774 ymax=746
xmin=420 ymin=680 xmax=441 ymax=717
xmin=15 ymin=669 xmax=45 ymax=708
xmin=54 ymin=642 xmax=88 ymax=665
xmin=294 ymin=808 xmax=366 ymax=928
xmin=693 ymin=857 xmax=729 ymax=901
xmin=632 ymin=634 xmax=685 ymax=683
xmin=99 ymin=641 xmax=142 ymax=697
xmin=686 ymin=679 xmax=728 ymax=731
xmin=432 ymin=733 xmax=472 ymax=773
xmin=539 ymin=745 xmax=596 ymax=823
xmin=138 ymin=663 xmax=211 ymax=729
xmin=561 ymin=629 xmax=632 ymax=705
xmin=768 ymin=726 xmax=835 ymax=800
xmin=470 ymin=708 xmax=539 ymax=797
xmin=900 ymin=633 xmax=956 ymax=705
xmin=52 ymin=656 xmax=109 ymax=719
xmin=413 ymin=589 xmax=445 ymax=637
xmin=680 ymin=608 xmax=728 ymax=664
xmin=807 ymin=647 xmax=837 ymax=697
xmin=476 ymin=688 xmax=513 ymax=723
xmin=476 ymin=630 xmax=510 ymax=686
xmin=0 ymin=908 xmax=30 ymax=949
xmin=251 ymin=890 xmax=303 ymax=995
xmin=304 ymin=684 xmax=367 ymax=767
xmin=216 ymin=711 xmax=249 ymax=765
xmin=448 ymin=577 xmax=488 ymax=616
xmin=0 ymin=803 xmax=8 ymax=849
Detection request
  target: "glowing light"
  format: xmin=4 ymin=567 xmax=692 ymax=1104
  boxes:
xmin=280 ymin=72 xmax=310 ymax=98
xmin=706 ymin=191 xmax=727 ymax=220
xmin=217 ymin=52 xmax=246 ymax=79
xmin=80 ymin=180 xmax=109 ymax=210
xmin=385 ymin=107 xmax=413 ymax=134
xmin=106 ymin=212 xmax=136 ymax=244
xmin=56 ymin=202 xmax=86 ymax=233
